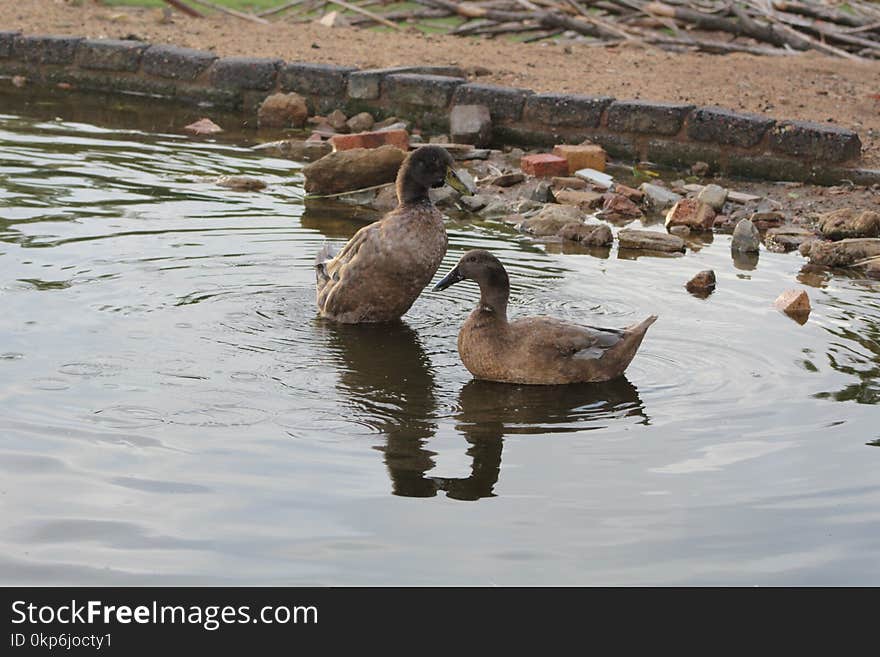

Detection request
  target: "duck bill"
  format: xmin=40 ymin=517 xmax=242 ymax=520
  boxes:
xmin=445 ymin=167 xmax=471 ymax=196
xmin=433 ymin=266 xmax=464 ymax=291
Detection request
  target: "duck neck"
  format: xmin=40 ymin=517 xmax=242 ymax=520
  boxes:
xmin=396 ymin=168 xmax=431 ymax=206
xmin=476 ymin=271 xmax=510 ymax=323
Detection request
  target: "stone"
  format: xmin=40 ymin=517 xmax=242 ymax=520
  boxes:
xmin=727 ymin=191 xmax=762 ymax=204
xmin=210 ymin=56 xmax=282 ymax=91
xmin=346 ymin=66 xmax=466 ymax=100
xmin=318 ymin=10 xmax=350 ymax=27
xmin=13 ymin=35 xmax=82 ymax=65
xmin=606 ymin=100 xmax=694 ymax=135
xmin=384 ymin=74 xmax=465 ymax=107
xmin=429 ymin=186 xmax=460 ymax=207
xmin=639 ymin=183 xmax=682 ymax=210
xmin=808 ymin=238 xmax=880 ymax=267
xmin=280 ymin=62 xmax=356 ymax=98
xmin=216 ymin=175 xmax=266 ymax=191
xmin=346 ymin=112 xmax=374 ymax=133
xmin=686 ymin=270 xmax=716 ymax=295
xmin=558 ymin=223 xmax=613 ymax=246
xmin=817 ymin=208 xmax=880 ymax=240
xmin=520 ymin=205 xmax=583 ymax=236
xmin=488 ymin=172 xmax=525 ymax=187
xmin=326 ymin=109 xmax=349 ymax=132
xmin=611 ymin=183 xmax=644 ymax=202
xmin=750 ymin=209 xmax=785 ymax=230
xmin=460 ymin=194 xmax=490 ymax=212
xmin=253 ymin=138 xmax=331 ymax=161
xmin=0 ymin=31 xmax=19 ymax=59
xmin=452 ymin=84 xmax=532 ymax=121
xmin=257 ymin=93 xmax=308 ymax=129
xmin=552 ymin=176 xmax=587 ymax=190
xmin=142 ymin=44 xmax=217 ymax=81
xmin=552 ymin=144 xmax=607 ymax=174
xmin=574 ymin=168 xmax=613 ymax=189
xmin=774 ymin=289 xmax=811 ymax=322
xmin=769 ymin=121 xmax=861 ymax=163
xmin=665 ymin=199 xmax=716 ymax=232
xmin=618 ymin=229 xmax=685 ymax=253
xmin=765 ymin=225 xmax=816 ymax=253
xmin=184 ymin=118 xmax=223 ymax=135
xmin=731 ymin=218 xmax=761 ymax=253
xmin=599 ymin=194 xmax=643 ymax=222
xmin=77 ymin=39 xmax=146 ymax=72
xmin=377 ymin=121 xmax=409 ymax=133
xmin=554 ymin=189 xmax=603 ymax=210
xmin=669 ymin=225 xmax=690 ymax=237
xmin=528 ymin=181 xmax=555 ymax=203
xmin=687 ymin=106 xmax=775 ymax=148
xmin=697 ymin=184 xmax=728 ymax=211
xmin=522 ymin=93 xmax=613 ymax=128
xmin=521 ymin=154 xmax=568 ymax=178
xmin=690 ymin=161 xmax=711 ymax=177
xmin=450 ymin=105 xmax=492 ymax=147
xmin=303 ymin=145 xmax=406 ymax=195
xmin=329 ymin=129 xmax=409 ymax=152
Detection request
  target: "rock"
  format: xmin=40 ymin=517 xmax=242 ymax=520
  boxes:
xmin=318 ymin=10 xmax=351 ymax=27
xmin=454 ymin=149 xmax=491 ymax=161
xmin=528 ymin=181 xmax=555 ymax=203
xmin=253 ymin=138 xmax=331 ymax=161
xmin=326 ymin=109 xmax=349 ymax=132
xmin=184 ymin=118 xmax=222 ymax=135
xmin=713 ymin=214 xmax=736 ymax=231
xmin=669 ymin=225 xmax=690 ymax=238
xmin=376 ymin=121 xmax=409 ymax=132
xmin=558 ymin=222 xmax=613 ymax=246
xmin=346 ymin=112 xmax=375 ymax=133
xmin=551 ymin=144 xmax=607 ymax=174
xmin=450 ymin=104 xmax=492 ymax=147
xmin=456 ymin=168 xmax=477 ymax=194
xmin=480 ymin=200 xmax=517 ymax=218
xmin=817 ymin=208 xmax=880 ymax=240
xmin=697 ymin=184 xmax=728 ymax=211
xmin=257 ymin=92 xmax=308 ymax=129
xmin=765 ymin=225 xmax=816 ymax=253
xmin=551 ymin=176 xmax=587 ymax=190
xmin=460 ymin=194 xmax=490 ymax=212
xmin=600 ymin=193 xmax=643 ymax=222
xmin=554 ymin=189 xmax=603 ymax=210
xmin=330 ymin=129 xmax=409 ymax=152
xmin=371 ymin=184 xmax=399 ymax=212
xmin=520 ymin=204 xmax=583 ymax=236
xmin=611 ymin=183 xmax=644 ymax=203
xmin=11 ymin=75 xmax=26 ymax=88
xmin=665 ymin=198 xmax=716 ymax=232
xmin=511 ymin=199 xmax=544 ymax=214
xmin=727 ymin=190 xmax=762 ymax=204
xmin=863 ymin=258 xmax=880 ymax=279
xmin=686 ymin=270 xmax=716 ymax=296
xmin=489 ymin=172 xmax=525 ymax=187
xmin=374 ymin=116 xmax=406 ymax=130
xmin=215 ymin=175 xmax=266 ymax=191
xmin=690 ymin=161 xmax=710 ymax=177
xmin=618 ymin=229 xmax=685 ymax=253
xmin=774 ymin=289 xmax=811 ymax=323
xmin=522 ymin=154 xmax=569 ymax=178
xmin=808 ymin=238 xmax=880 ymax=267
xmin=731 ymin=218 xmax=761 ymax=253
xmin=575 ymin=168 xmax=613 ymax=189
xmin=429 ymin=134 xmax=450 ymax=144
xmin=750 ymin=209 xmax=785 ymax=230
xmin=303 ymin=145 xmax=406 ymax=195
xmin=639 ymin=182 xmax=682 ymax=210
xmin=429 ymin=185 xmax=460 ymax=207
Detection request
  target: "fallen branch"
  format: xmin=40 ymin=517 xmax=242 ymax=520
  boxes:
xmin=327 ymin=0 xmax=405 ymax=29
xmin=188 ymin=0 xmax=270 ymax=24
xmin=162 ymin=0 xmax=204 ymax=18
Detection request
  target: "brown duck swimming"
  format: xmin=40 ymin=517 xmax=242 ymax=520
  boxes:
xmin=434 ymin=250 xmax=657 ymax=385
xmin=315 ymin=145 xmax=469 ymax=323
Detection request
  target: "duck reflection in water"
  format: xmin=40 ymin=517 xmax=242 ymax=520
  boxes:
xmin=322 ymin=318 xmax=649 ymax=500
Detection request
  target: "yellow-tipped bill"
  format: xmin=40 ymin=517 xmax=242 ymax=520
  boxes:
xmin=445 ymin=167 xmax=472 ymax=196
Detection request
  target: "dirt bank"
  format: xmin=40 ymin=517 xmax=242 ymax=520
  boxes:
xmin=2 ymin=1 xmax=878 ymax=167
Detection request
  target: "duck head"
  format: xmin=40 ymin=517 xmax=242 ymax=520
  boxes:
xmin=397 ymin=145 xmax=470 ymax=205
xmin=433 ymin=250 xmax=510 ymax=316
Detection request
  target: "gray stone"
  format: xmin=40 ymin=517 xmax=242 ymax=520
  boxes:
xmin=347 ymin=65 xmax=465 ymax=100
xmin=210 ymin=57 xmax=282 ymax=91
xmin=558 ymin=222 xmax=613 ymax=246
xmin=697 ymin=184 xmax=728 ymax=211
xmin=528 ymin=181 xmax=555 ymax=203
xmin=13 ymin=35 xmax=82 ymax=65
xmin=460 ymin=194 xmax=490 ymax=212
xmin=429 ymin=185 xmax=460 ymax=207
xmin=76 ymin=39 xmax=146 ymax=72
xmin=346 ymin=112 xmax=374 ymax=133
xmin=0 ymin=31 xmax=22 ymax=59
xmin=639 ymin=183 xmax=682 ymax=210
xmin=731 ymin=218 xmax=760 ymax=253
xmin=384 ymin=74 xmax=464 ymax=107
xmin=606 ymin=100 xmax=694 ymax=135
xmin=280 ymin=62 xmax=356 ymax=97
xmin=687 ymin=106 xmax=775 ymax=148
xmin=142 ymin=45 xmax=217 ymax=81
xmin=765 ymin=225 xmax=816 ymax=253
xmin=808 ymin=238 xmax=880 ymax=267
xmin=450 ymin=104 xmax=491 ymax=147
xmin=453 ymin=83 xmax=532 ymax=122
xmin=769 ymin=121 xmax=861 ymax=163
xmin=618 ymin=229 xmax=685 ymax=253
xmin=303 ymin=145 xmax=406 ymax=195
xmin=258 ymin=93 xmax=308 ymax=128
xmin=520 ymin=205 xmax=583 ymax=236
xmin=523 ymin=93 xmax=613 ymax=128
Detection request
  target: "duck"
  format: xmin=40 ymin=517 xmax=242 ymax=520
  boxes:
xmin=433 ymin=250 xmax=657 ymax=385
xmin=315 ymin=145 xmax=470 ymax=323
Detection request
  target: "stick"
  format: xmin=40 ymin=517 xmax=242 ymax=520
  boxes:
xmin=188 ymin=0 xmax=271 ymax=23
xmin=258 ymin=0 xmax=307 ymax=17
xmin=327 ymin=0 xmax=405 ymax=29
xmin=162 ymin=0 xmax=205 ymax=18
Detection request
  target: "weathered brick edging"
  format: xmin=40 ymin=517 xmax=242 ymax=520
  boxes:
xmin=0 ymin=31 xmax=875 ymax=185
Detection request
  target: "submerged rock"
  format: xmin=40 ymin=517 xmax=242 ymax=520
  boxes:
xmin=599 ymin=193 xmax=643 ymax=222
xmin=808 ymin=238 xmax=880 ymax=267
xmin=618 ymin=229 xmax=685 ymax=253
xmin=303 ymin=145 xmax=405 ymax=195
xmin=731 ymin=218 xmax=761 ymax=253
xmin=665 ymin=198 xmax=716 ymax=232
xmin=685 ymin=269 xmax=716 ymax=296
xmin=557 ymin=222 xmax=613 ymax=246
xmin=257 ymin=92 xmax=308 ymax=129
xmin=520 ymin=204 xmax=583 ymax=236
xmin=216 ymin=175 xmax=266 ymax=191
xmin=774 ymin=289 xmax=811 ymax=324
xmin=817 ymin=208 xmax=880 ymax=240
xmin=253 ymin=138 xmax=331 ymax=161
xmin=765 ymin=225 xmax=817 ymax=253
xmin=184 ymin=118 xmax=223 ymax=135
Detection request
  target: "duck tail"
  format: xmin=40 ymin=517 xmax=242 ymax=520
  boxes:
xmin=315 ymin=242 xmax=338 ymax=288
xmin=603 ymin=315 xmax=657 ymax=376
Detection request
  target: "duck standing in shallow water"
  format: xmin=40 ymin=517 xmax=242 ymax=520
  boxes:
xmin=434 ymin=250 xmax=657 ymax=385
xmin=315 ymin=145 xmax=470 ymax=323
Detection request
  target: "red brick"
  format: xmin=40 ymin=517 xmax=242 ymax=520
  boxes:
xmin=521 ymin=153 xmax=568 ymax=178
xmin=330 ymin=129 xmax=409 ymax=152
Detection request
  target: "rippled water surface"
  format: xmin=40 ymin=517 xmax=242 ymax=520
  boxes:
xmin=2 ymin=92 xmax=879 ymax=585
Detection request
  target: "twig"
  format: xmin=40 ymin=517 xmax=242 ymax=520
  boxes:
xmin=188 ymin=0 xmax=270 ymax=24
xmin=327 ymin=0 xmax=405 ymax=29
xmin=162 ymin=0 xmax=204 ymax=18
xmin=258 ymin=0 xmax=307 ymax=17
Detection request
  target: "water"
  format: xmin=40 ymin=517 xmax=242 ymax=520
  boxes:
xmin=1 ymin=91 xmax=879 ymax=585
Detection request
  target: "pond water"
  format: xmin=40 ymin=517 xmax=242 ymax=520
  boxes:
xmin=1 ymin=91 xmax=879 ymax=585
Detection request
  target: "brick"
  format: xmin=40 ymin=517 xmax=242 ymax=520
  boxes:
xmin=13 ymin=35 xmax=82 ymax=65
xmin=453 ymin=83 xmax=532 ymax=122
xmin=552 ymin=144 xmax=607 ymax=174
xmin=77 ymin=39 xmax=147 ymax=72
xmin=210 ymin=57 xmax=282 ymax=91
xmin=769 ymin=121 xmax=861 ymax=163
xmin=606 ymin=100 xmax=694 ymax=135
xmin=142 ymin=44 xmax=217 ymax=81
xmin=523 ymin=93 xmax=613 ymax=128
xmin=0 ymin=31 xmax=20 ymax=58
xmin=687 ymin=106 xmax=774 ymax=148
xmin=347 ymin=65 xmax=465 ymax=100
xmin=280 ymin=62 xmax=356 ymax=98
xmin=384 ymin=74 xmax=464 ymax=107
xmin=330 ymin=129 xmax=410 ymax=152
xmin=521 ymin=154 xmax=568 ymax=178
